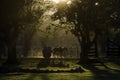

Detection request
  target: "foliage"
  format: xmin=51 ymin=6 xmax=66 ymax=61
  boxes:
xmin=52 ymin=0 xmax=120 ymax=64
xmin=0 ymin=0 xmax=46 ymax=63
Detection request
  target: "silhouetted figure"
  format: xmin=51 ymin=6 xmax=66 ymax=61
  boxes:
xmin=42 ymin=46 xmax=52 ymax=59
xmin=38 ymin=46 xmax=52 ymax=67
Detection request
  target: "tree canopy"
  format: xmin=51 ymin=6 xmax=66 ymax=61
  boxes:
xmin=0 ymin=0 xmax=120 ymax=64
xmin=52 ymin=0 xmax=120 ymax=64
xmin=0 ymin=0 xmax=46 ymax=63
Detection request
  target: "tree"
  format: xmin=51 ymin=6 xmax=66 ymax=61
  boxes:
xmin=0 ymin=0 xmax=26 ymax=63
xmin=0 ymin=0 xmax=45 ymax=64
xmin=52 ymin=0 xmax=119 ymax=64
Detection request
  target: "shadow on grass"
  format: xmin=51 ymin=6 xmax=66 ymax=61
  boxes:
xmin=111 ymin=61 xmax=120 ymax=66
xmin=37 ymin=58 xmax=85 ymax=73
xmin=37 ymin=58 xmax=70 ymax=68
xmin=0 ymin=58 xmax=85 ymax=73
xmin=37 ymin=58 xmax=51 ymax=68
xmin=24 ymin=73 xmax=51 ymax=80
xmin=81 ymin=63 xmax=120 ymax=80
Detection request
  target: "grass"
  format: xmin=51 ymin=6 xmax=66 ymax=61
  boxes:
xmin=17 ymin=58 xmax=80 ymax=70
xmin=0 ymin=58 xmax=120 ymax=80
xmin=0 ymin=72 xmax=120 ymax=80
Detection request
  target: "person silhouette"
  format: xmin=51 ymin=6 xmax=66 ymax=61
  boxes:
xmin=42 ymin=46 xmax=52 ymax=59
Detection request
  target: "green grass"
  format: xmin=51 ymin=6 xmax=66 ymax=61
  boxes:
xmin=17 ymin=59 xmax=80 ymax=70
xmin=0 ymin=72 xmax=120 ymax=80
xmin=0 ymin=59 xmax=120 ymax=80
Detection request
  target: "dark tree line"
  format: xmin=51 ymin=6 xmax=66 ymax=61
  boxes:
xmin=0 ymin=0 xmax=45 ymax=64
xmin=0 ymin=0 xmax=120 ymax=65
xmin=0 ymin=0 xmax=26 ymax=63
xmin=52 ymin=0 xmax=120 ymax=64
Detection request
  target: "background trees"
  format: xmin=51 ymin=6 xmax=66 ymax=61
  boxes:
xmin=52 ymin=0 xmax=120 ymax=64
xmin=0 ymin=0 xmax=26 ymax=63
xmin=0 ymin=0 xmax=119 ymax=64
xmin=0 ymin=0 xmax=45 ymax=64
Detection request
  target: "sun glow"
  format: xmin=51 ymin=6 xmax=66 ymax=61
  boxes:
xmin=52 ymin=0 xmax=71 ymax=4
xmin=67 ymin=0 xmax=72 ymax=4
xmin=52 ymin=0 xmax=60 ymax=3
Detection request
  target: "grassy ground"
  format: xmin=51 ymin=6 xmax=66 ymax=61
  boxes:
xmin=0 ymin=72 xmax=120 ymax=80
xmin=0 ymin=58 xmax=120 ymax=80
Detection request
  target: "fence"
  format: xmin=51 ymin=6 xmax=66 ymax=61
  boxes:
xmin=16 ymin=46 xmax=80 ymax=59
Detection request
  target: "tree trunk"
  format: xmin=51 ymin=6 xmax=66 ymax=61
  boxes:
xmin=77 ymin=35 xmax=89 ymax=64
xmin=78 ymin=35 xmax=98 ymax=64
xmin=79 ymin=42 xmax=89 ymax=64
xmin=6 ymin=25 xmax=18 ymax=64
xmin=6 ymin=41 xmax=17 ymax=64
